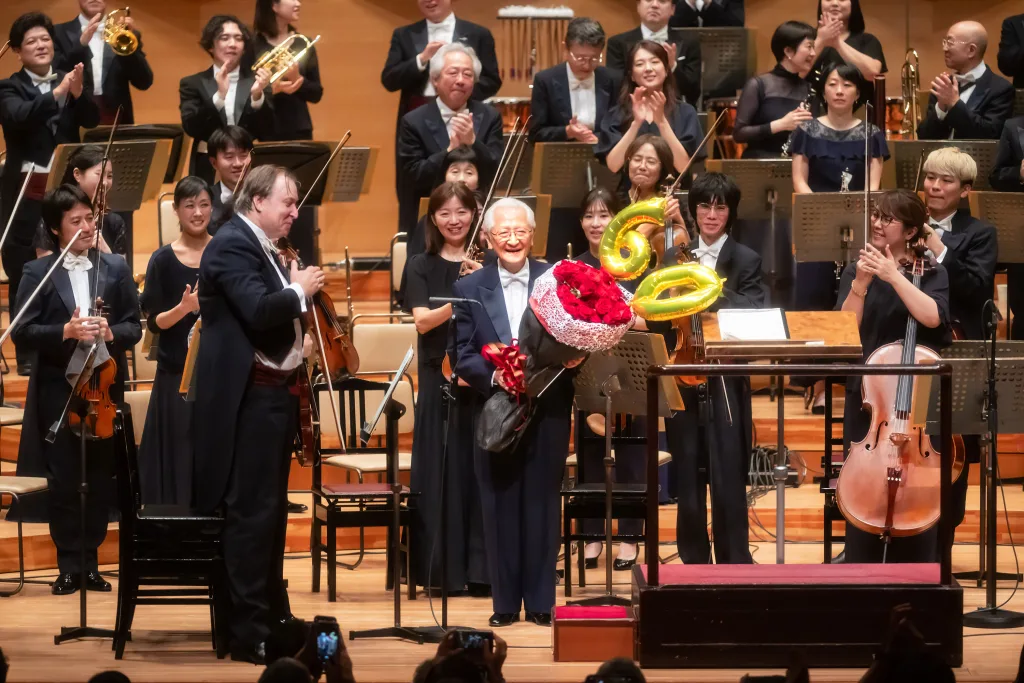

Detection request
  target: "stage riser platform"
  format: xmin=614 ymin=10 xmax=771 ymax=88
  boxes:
xmin=633 ymin=574 xmax=963 ymax=669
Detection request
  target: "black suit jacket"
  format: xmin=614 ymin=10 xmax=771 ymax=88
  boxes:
xmin=0 ymin=69 xmax=100 ymax=220
xmin=708 ymin=237 xmax=767 ymax=311
xmin=671 ymin=0 xmax=745 ymax=28
xmin=528 ymin=63 xmax=614 ymax=143
xmin=606 ymin=27 xmax=702 ymax=106
xmin=178 ymin=68 xmax=275 ymax=183
xmin=917 ymin=66 xmax=1014 ymax=140
xmin=935 ymin=209 xmax=998 ymax=341
xmin=998 ymin=14 xmax=1024 ymax=88
xmin=192 ymin=214 xmax=304 ymax=512
xmin=381 ymin=18 xmax=501 ymax=128
xmin=207 ymin=182 xmax=233 ymax=235
xmin=396 ymin=99 xmax=504 ymax=235
xmin=52 ymin=17 xmax=153 ymax=124
xmin=13 ymin=251 xmax=141 ymax=478
xmin=990 ymin=116 xmax=1024 ymax=191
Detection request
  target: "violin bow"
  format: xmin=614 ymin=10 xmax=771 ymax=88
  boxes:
xmin=464 ymin=116 xmax=524 ymax=255
xmin=502 ymin=115 xmax=532 ymax=198
xmin=298 ymin=131 xmax=351 ymax=211
xmin=666 ymin=110 xmax=726 ymax=196
xmin=233 ymin=151 xmax=254 ymax=197
xmin=89 ymin=106 xmax=122 ymax=312
xmin=0 ymin=41 xmax=9 ymax=62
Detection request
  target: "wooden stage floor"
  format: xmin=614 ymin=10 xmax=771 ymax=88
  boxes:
xmin=2 ymin=543 xmax=1024 ymax=683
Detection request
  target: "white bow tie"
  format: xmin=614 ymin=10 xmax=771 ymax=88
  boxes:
xmin=648 ymin=29 xmax=669 ymax=42
xmin=30 ymin=72 xmax=59 ymax=85
xmin=570 ymin=76 xmax=594 ymax=91
xmin=691 ymin=244 xmax=722 ymax=261
xmin=954 ymin=74 xmax=977 ymax=89
xmin=63 ymin=253 xmax=93 ymax=272
xmin=499 ymin=268 xmax=529 ymax=289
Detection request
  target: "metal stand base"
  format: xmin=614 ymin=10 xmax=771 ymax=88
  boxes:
xmin=348 ymin=626 xmax=427 ymax=645
xmin=55 ymin=625 xmax=115 ymax=645
xmin=963 ymin=608 xmax=1024 ymax=629
xmin=953 ymin=569 xmax=1024 ymax=584
xmin=568 ymin=595 xmax=632 ymax=607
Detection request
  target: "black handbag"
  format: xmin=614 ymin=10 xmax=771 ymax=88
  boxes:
xmin=475 ymin=391 xmax=532 ymax=454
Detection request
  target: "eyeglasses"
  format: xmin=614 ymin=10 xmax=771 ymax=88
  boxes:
xmin=491 ymin=228 xmax=533 ymax=242
xmin=568 ymin=50 xmax=604 ymax=67
xmin=941 ymin=38 xmax=970 ymax=49
xmin=696 ymin=203 xmax=728 ymax=215
xmin=870 ymin=210 xmax=899 ymax=227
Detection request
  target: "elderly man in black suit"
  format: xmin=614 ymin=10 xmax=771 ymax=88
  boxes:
xmin=451 ymin=198 xmax=577 ymax=628
xmin=917 ymin=21 xmax=1014 ymax=141
xmin=192 ymin=165 xmax=324 ymax=664
xmin=666 ymin=173 xmax=765 ymax=565
xmin=671 ymin=0 xmax=744 ymax=28
xmin=607 ymin=0 xmax=702 ymax=106
xmin=14 ymin=185 xmax=141 ymax=594
xmin=0 ymin=12 xmax=100 ymax=375
xmin=529 ymin=17 xmax=615 ymax=259
xmin=919 ymin=148 xmax=998 ymax=536
xmin=179 ymin=15 xmax=274 ymax=185
xmin=397 ymin=42 xmax=504 ymax=237
xmin=52 ymin=0 xmax=153 ymax=125
xmin=997 ymin=13 xmax=1024 ymax=87
xmin=991 ymin=116 xmax=1024 ymax=340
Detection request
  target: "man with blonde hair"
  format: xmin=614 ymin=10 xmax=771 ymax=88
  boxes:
xmin=920 ymin=146 xmax=997 ymax=539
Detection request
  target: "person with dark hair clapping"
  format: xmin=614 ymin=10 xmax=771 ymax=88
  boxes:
xmin=812 ymin=0 xmax=885 ymax=81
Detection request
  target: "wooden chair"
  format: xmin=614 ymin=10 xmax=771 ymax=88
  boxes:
xmin=311 ymin=377 xmax=414 ymax=603
xmin=111 ymin=405 xmax=228 ymax=659
xmin=0 ymin=476 xmax=48 ymax=596
xmin=389 ymin=232 xmax=407 ymax=312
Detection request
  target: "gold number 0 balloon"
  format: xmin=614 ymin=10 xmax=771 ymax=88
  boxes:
xmin=598 ymin=196 xmax=666 ymax=281
xmin=632 ymin=263 xmax=725 ymax=321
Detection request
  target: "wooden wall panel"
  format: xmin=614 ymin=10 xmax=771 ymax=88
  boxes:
xmin=0 ymin=0 xmax=1015 ymax=262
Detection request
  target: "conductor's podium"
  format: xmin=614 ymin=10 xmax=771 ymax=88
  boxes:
xmin=632 ymin=562 xmax=963 ymax=668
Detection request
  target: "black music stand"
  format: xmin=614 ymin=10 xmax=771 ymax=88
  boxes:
xmin=891 ymin=140 xmax=999 ymax=191
xmin=570 ymin=332 xmax=682 ymax=605
xmin=531 ymin=142 xmax=620 ymax=209
xmin=83 ymin=123 xmax=190 ymax=184
xmin=927 ymin=341 xmax=1024 ymax=587
xmin=791 ymin=192 xmax=867 ymax=265
xmin=49 ymin=141 xmax=167 ymax=213
xmin=971 ymin=192 xmax=1024 ymax=338
xmin=674 ymin=27 xmax=754 ymax=103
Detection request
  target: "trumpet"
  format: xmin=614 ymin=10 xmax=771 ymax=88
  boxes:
xmin=103 ymin=8 xmax=138 ymax=56
xmin=252 ymin=33 xmax=321 ymax=85
xmin=900 ymin=49 xmax=921 ymax=140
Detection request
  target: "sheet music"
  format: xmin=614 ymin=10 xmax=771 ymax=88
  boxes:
xmin=717 ymin=309 xmax=789 ymax=341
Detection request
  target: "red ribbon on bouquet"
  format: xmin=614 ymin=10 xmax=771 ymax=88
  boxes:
xmin=482 ymin=342 xmax=527 ymax=395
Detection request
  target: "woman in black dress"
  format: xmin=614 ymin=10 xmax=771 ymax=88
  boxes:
xmin=790 ymin=63 xmax=888 ymax=411
xmin=137 ymin=176 xmax=213 ymax=505
xmin=812 ymin=0 xmax=886 ymax=81
xmin=598 ymin=40 xmax=704 ymax=194
xmin=836 ymin=189 xmax=952 ymax=563
xmin=34 ymin=145 xmax=127 ymax=259
xmin=406 ymin=181 xmax=489 ymax=595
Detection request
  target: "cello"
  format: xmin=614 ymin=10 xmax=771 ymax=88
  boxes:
xmin=836 ymin=254 xmax=965 ymax=546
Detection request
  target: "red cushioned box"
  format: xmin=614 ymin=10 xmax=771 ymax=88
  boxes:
xmin=553 ymin=605 xmax=635 ymax=662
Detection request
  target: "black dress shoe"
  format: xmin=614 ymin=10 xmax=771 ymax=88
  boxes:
xmin=831 ymin=550 xmax=847 ymax=564
xmin=488 ymin=612 xmax=520 ymax=627
xmin=51 ymin=573 xmax=79 ymax=595
xmin=467 ymin=582 xmax=491 ymax=598
xmin=613 ymin=557 xmax=636 ymax=571
xmin=16 ymin=362 xmax=32 ymax=377
xmin=85 ymin=571 xmax=112 ymax=591
xmin=584 ymin=558 xmax=599 ymax=570
xmin=230 ymin=644 xmax=266 ymax=665
xmin=525 ymin=611 xmax=552 ymax=626
xmin=287 ymin=501 xmax=308 ymax=514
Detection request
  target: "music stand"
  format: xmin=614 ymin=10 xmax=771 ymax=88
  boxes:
xmin=706 ymin=159 xmax=793 ymax=284
xmin=791 ymin=192 xmax=866 ymax=265
xmin=83 ymin=123 xmax=190 ymax=184
xmin=571 ymin=332 xmax=682 ymax=605
xmin=673 ymin=27 xmax=754 ymax=102
xmin=972 ymin=192 xmax=1024 ymax=337
xmin=48 ymin=141 xmax=167 ymax=212
xmin=531 ymin=142 xmax=619 ymax=209
xmin=923 ymin=341 xmax=1024 ymax=628
xmin=325 ymin=147 xmax=377 ymax=203
xmin=889 ymin=140 xmax=999 ymax=191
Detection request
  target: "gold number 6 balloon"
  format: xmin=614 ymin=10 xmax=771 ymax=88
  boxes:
xmin=598 ymin=196 xmax=666 ymax=281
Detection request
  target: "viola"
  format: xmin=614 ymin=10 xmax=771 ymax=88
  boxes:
xmin=836 ymin=256 xmax=965 ymax=542
xmin=68 ymin=300 xmax=118 ymax=440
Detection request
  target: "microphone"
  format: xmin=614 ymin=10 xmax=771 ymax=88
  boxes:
xmin=429 ymin=296 xmax=483 ymax=306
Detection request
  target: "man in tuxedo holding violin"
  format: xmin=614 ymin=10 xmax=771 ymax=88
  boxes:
xmin=192 ymin=165 xmax=323 ymax=664
xmin=451 ymin=198 xmax=577 ymax=628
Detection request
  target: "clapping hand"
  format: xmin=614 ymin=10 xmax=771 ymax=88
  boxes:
xmin=857 ymin=243 xmax=899 ymax=284
xmin=647 ymin=89 xmax=668 ymax=124
xmin=179 ymin=283 xmax=200 ymax=314
xmin=80 ymin=13 xmax=102 ymax=46
xmin=252 ymin=67 xmax=272 ymax=100
xmin=930 ymin=72 xmax=959 ymax=112
xmin=449 ymin=112 xmax=476 ymax=148
xmin=817 ymin=14 xmax=842 ymax=48
xmin=630 ymin=86 xmax=650 ymax=123
xmin=566 ymin=116 xmax=598 ymax=143
xmin=215 ymin=58 xmax=238 ymax=98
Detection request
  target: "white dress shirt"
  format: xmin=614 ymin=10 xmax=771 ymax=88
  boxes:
xmin=935 ymin=62 xmax=988 ymax=120
xmin=211 ymin=63 xmax=264 ymax=127
xmin=78 ymin=13 xmax=105 ymax=95
xmin=63 ymin=252 xmax=94 ymax=313
xmin=218 ymin=181 xmax=233 ymax=205
xmin=566 ymin=63 xmax=597 ymax=130
xmin=437 ymin=98 xmax=468 ymax=143
xmin=640 ymin=23 xmax=677 ymax=72
xmin=418 ymin=12 xmax=457 ymax=96
xmin=237 ymin=213 xmax=306 ymax=371
xmin=692 ymin=234 xmax=727 ymax=271
xmin=498 ymin=261 xmax=530 ymax=341
xmin=927 ymin=213 xmax=954 ymax=263
xmin=22 ymin=68 xmax=61 ymax=172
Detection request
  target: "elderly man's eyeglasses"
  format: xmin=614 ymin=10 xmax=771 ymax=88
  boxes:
xmin=941 ymin=38 xmax=970 ymax=49
xmin=491 ymin=227 xmax=533 ymax=242
xmin=568 ymin=50 xmax=603 ymax=67
xmin=870 ymin=210 xmax=898 ymax=227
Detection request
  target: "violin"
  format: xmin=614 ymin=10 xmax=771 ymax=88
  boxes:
xmin=68 ymin=299 xmax=118 ymax=440
xmin=835 ymin=255 xmax=965 ymax=542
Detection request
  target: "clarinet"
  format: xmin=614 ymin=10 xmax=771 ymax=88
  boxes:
xmin=780 ymin=68 xmax=822 ymax=158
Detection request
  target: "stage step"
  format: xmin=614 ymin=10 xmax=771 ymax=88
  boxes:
xmin=553 ymin=605 xmax=635 ymax=662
